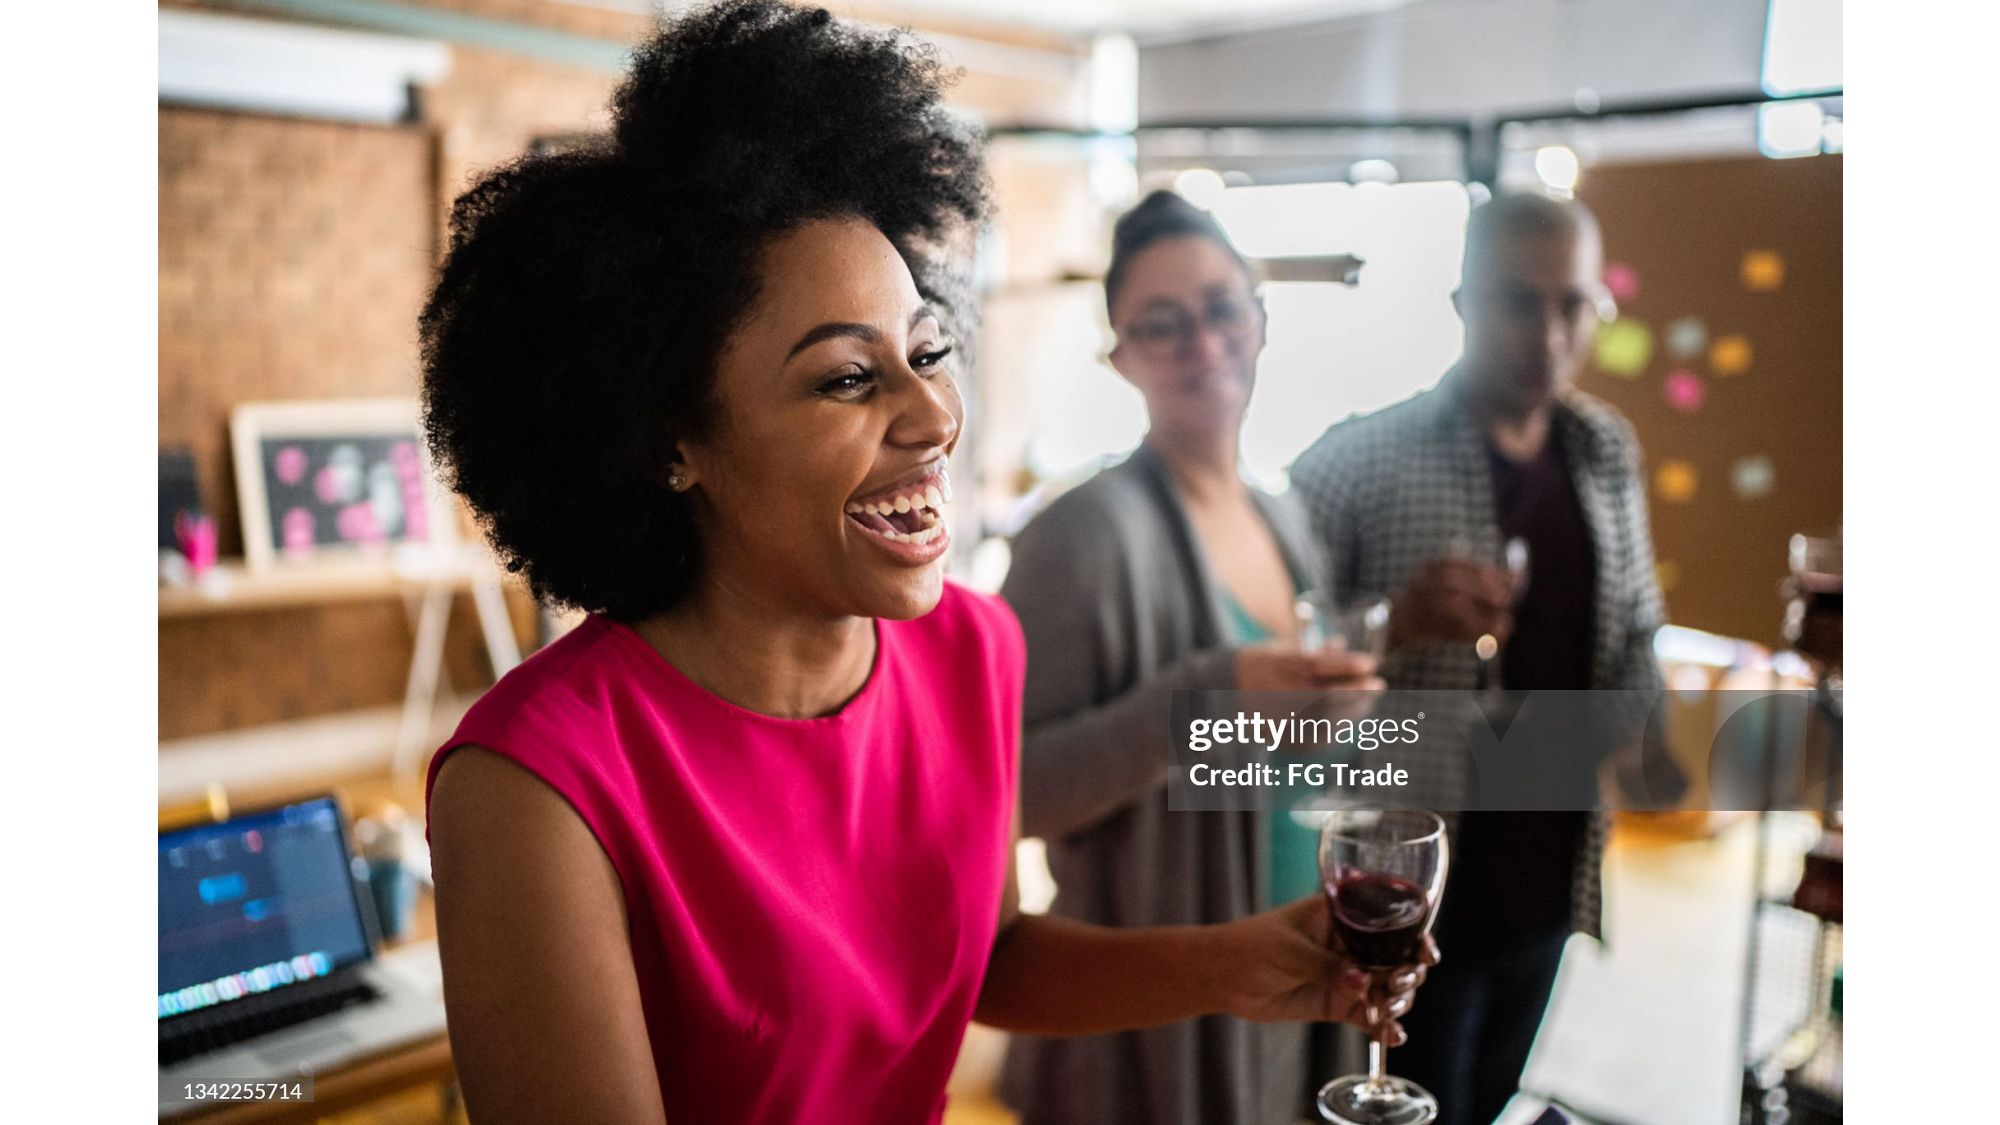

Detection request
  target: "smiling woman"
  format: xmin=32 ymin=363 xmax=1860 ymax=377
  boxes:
xmin=416 ymin=3 xmax=1429 ymax=1123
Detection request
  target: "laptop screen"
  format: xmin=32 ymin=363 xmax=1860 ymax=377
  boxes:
xmin=159 ymin=796 xmax=373 ymax=1021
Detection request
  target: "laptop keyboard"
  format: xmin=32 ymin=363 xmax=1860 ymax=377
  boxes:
xmin=160 ymin=973 xmax=380 ymax=1066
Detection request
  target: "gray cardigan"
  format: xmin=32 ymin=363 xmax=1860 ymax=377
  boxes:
xmin=997 ymin=442 xmax=1331 ymax=1125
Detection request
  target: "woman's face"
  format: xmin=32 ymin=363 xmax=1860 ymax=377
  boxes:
xmin=1107 ymin=235 xmax=1265 ymax=437
xmin=675 ymin=217 xmax=961 ymax=622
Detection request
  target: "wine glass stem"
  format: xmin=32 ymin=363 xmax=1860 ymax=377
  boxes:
xmin=1367 ymin=1001 xmax=1391 ymax=1093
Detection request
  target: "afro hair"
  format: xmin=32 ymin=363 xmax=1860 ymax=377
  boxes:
xmin=419 ymin=0 xmax=989 ymax=621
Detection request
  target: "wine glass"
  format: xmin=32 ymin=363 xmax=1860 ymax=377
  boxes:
xmin=1294 ymin=591 xmax=1393 ymax=659
xmin=1317 ymin=810 xmax=1449 ymax=1125
xmin=1288 ymin=594 xmax=1395 ymax=825
xmin=1474 ymin=538 xmax=1530 ymax=691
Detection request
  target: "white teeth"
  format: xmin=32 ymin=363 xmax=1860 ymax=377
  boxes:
xmin=869 ymin=522 xmax=945 ymax=546
xmin=846 ymin=468 xmax=953 ymax=522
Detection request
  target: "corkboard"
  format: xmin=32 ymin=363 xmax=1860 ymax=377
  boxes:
xmin=1575 ymin=155 xmax=1841 ymax=647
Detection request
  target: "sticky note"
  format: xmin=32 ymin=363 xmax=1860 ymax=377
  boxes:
xmin=1594 ymin=319 xmax=1653 ymax=377
xmin=1655 ymin=460 xmax=1698 ymax=504
xmin=1664 ymin=369 xmax=1706 ymax=414
xmin=1732 ymin=455 xmax=1775 ymax=499
xmin=1603 ymin=262 xmax=1641 ymax=302
xmin=1656 ymin=560 xmax=1681 ymax=592
xmin=1710 ymin=334 xmax=1752 ymax=377
xmin=1741 ymin=250 xmax=1785 ymax=291
xmin=1666 ymin=317 xmax=1707 ymax=359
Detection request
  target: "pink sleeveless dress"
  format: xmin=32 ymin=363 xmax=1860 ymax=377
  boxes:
xmin=427 ymin=581 xmax=1023 ymax=1123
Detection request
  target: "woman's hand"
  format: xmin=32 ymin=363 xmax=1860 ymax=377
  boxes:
xmin=1235 ymin=645 xmax=1383 ymax=694
xmin=1234 ymin=645 xmax=1384 ymax=723
xmin=1204 ymin=895 xmax=1437 ymax=1043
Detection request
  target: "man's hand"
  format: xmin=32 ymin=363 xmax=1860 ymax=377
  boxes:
xmin=1205 ymin=896 xmax=1437 ymax=1042
xmin=1391 ymin=558 xmax=1514 ymax=647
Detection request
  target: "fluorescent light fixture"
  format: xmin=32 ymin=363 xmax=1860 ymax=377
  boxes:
xmin=1758 ymin=100 xmax=1825 ymax=159
xmin=1206 ymin=179 xmax=1469 ymax=261
xmin=161 ymin=9 xmax=449 ymax=124
xmin=1763 ymin=0 xmax=1842 ymax=96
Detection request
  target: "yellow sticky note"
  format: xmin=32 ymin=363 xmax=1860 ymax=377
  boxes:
xmin=1655 ymin=460 xmax=1698 ymax=504
xmin=1594 ymin=319 xmax=1653 ymax=378
xmin=1710 ymin=334 xmax=1753 ymax=377
xmin=1741 ymin=250 xmax=1785 ymax=291
xmin=1655 ymin=560 xmax=1682 ymax=592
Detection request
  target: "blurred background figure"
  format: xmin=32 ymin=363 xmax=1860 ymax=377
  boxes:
xmin=999 ymin=190 xmax=1380 ymax=1125
xmin=1288 ymin=194 xmax=1664 ymax=1125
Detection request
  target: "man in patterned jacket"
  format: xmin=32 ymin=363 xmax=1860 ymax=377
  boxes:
xmin=1289 ymin=192 xmax=1665 ymax=1125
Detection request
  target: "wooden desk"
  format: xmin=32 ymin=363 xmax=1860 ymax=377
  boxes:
xmin=174 ymin=1034 xmax=456 ymax=1125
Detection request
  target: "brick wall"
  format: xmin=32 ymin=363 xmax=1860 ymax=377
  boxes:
xmin=158 ymin=107 xmax=487 ymax=740
xmin=160 ymin=2 xmax=1091 ymax=742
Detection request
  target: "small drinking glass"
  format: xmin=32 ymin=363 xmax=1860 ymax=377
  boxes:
xmin=1472 ymin=538 xmax=1530 ymax=690
xmin=1295 ymin=591 xmax=1393 ymax=660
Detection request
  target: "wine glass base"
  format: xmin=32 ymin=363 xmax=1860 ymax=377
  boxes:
xmin=1316 ymin=1074 xmax=1439 ymax=1125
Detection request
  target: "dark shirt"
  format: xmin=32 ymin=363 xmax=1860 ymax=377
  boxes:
xmin=1492 ymin=432 xmax=1597 ymax=691
xmin=1440 ymin=431 xmax=1597 ymax=948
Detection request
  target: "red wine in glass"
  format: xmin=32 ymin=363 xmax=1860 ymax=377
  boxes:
xmin=1329 ymin=871 xmax=1432 ymax=969
xmin=1317 ymin=810 xmax=1448 ymax=1125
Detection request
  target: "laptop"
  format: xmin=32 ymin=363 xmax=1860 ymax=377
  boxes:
xmin=158 ymin=795 xmax=448 ymax=1116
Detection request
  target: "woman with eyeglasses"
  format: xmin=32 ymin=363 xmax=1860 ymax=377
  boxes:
xmin=998 ymin=190 xmax=1404 ymax=1125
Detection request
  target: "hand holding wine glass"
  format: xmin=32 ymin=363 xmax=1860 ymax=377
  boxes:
xmin=1317 ymin=810 xmax=1450 ymax=1125
xmin=1207 ymin=894 xmax=1436 ymax=1037
xmin=1387 ymin=556 xmax=1512 ymax=651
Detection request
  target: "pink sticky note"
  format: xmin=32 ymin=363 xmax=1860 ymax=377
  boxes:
xmin=1664 ymin=369 xmax=1706 ymax=414
xmin=315 ymin=466 xmax=345 ymax=505
xmin=282 ymin=508 xmax=316 ymax=556
xmin=1603 ymin=262 xmax=1640 ymax=302
xmin=337 ymin=502 xmax=385 ymax=545
xmin=274 ymin=445 xmax=308 ymax=487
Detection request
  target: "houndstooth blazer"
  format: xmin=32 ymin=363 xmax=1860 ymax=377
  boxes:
xmin=1287 ymin=377 xmax=1667 ymax=940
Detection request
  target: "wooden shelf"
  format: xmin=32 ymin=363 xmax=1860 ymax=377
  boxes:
xmin=159 ymin=549 xmax=503 ymax=619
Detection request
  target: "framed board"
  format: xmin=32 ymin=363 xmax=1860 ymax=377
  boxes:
xmin=230 ymin=398 xmax=455 ymax=573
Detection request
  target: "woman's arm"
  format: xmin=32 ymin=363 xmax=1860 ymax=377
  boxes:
xmin=428 ymin=748 xmax=669 ymax=1125
xmin=1002 ymin=499 xmax=1239 ymax=841
xmin=974 ymin=804 xmax=1428 ymax=1038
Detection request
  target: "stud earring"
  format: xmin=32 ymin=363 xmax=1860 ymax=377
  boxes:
xmin=667 ymin=472 xmax=687 ymax=492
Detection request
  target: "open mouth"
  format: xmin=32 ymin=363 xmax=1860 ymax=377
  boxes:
xmin=844 ymin=467 xmax=952 ymax=546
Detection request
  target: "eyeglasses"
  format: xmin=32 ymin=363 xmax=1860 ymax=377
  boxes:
xmin=1117 ymin=295 xmax=1264 ymax=356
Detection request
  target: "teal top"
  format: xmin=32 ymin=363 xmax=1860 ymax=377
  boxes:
xmin=1219 ymin=591 xmax=1322 ymax=907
